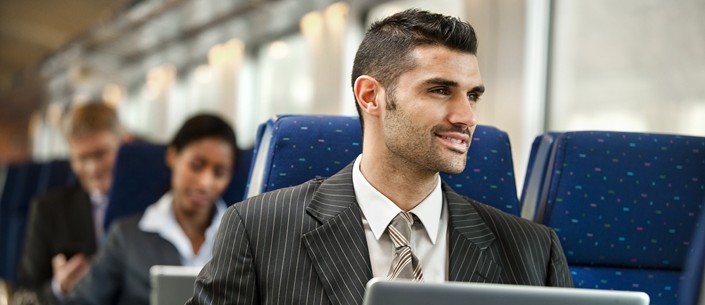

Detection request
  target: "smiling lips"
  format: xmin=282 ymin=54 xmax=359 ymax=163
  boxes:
xmin=436 ymin=131 xmax=470 ymax=153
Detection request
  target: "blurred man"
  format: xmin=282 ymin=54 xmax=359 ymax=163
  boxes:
xmin=16 ymin=102 xmax=122 ymax=305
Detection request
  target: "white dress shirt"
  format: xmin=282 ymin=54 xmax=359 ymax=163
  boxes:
xmin=138 ymin=192 xmax=226 ymax=267
xmin=89 ymin=190 xmax=109 ymax=243
xmin=352 ymin=155 xmax=449 ymax=282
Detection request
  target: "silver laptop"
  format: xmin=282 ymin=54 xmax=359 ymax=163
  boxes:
xmin=149 ymin=265 xmax=202 ymax=305
xmin=363 ymin=278 xmax=650 ymax=305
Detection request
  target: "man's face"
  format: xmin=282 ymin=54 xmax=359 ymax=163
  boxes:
xmin=68 ymin=130 xmax=120 ymax=194
xmin=381 ymin=45 xmax=484 ymax=174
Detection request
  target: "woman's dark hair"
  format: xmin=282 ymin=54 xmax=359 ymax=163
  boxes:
xmin=169 ymin=113 xmax=238 ymax=162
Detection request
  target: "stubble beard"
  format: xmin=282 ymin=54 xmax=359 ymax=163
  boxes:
xmin=383 ymin=94 xmax=469 ymax=175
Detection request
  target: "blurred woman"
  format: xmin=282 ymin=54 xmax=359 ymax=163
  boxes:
xmin=64 ymin=113 xmax=237 ymax=305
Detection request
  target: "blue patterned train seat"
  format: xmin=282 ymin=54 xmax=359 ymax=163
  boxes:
xmin=245 ymin=115 xmax=520 ymax=215
xmin=537 ymin=131 xmax=705 ymax=305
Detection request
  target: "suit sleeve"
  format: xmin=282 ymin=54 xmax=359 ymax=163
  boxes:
xmin=17 ymin=197 xmax=59 ymax=305
xmin=64 ymin=223 xmax=126 ymax=305
xmin=546 ymin=230 xmax=573 ymax=287
xmin=187 ymin=207 xmax=259 ymax=305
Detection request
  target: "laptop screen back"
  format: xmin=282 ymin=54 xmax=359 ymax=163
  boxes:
xmin=149 ymin=265 xmax=201 ymax=305
xmin=363 ymin=279 xmax=650 ymax=305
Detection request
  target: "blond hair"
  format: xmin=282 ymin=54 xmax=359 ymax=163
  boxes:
xmin=63 ymin=102 xmax=122 ymax=139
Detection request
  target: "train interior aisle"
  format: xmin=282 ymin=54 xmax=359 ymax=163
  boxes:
xmin=1 ymin=0 xmax=705 ymax=305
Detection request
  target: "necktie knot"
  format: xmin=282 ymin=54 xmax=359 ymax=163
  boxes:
xmin=388 ymin=212 xmax=414 ymax=249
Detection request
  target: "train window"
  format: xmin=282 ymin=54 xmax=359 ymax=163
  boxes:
xmin=254 ymin=34 xmax=312 ymax=126
xmin=548 ymin=0 xmax=705 ymax=136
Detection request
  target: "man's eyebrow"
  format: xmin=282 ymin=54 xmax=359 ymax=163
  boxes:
xmin=471 ymin=85 xmax=486 ymax=94
xmin=423 ymin=78 xmax=485 ymax=94
xmin=424 ymin=78 xmax=458 ymax=87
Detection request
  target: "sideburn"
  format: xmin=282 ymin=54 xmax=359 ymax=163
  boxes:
xmin=385 ymin=87 xmax=398 ymax=111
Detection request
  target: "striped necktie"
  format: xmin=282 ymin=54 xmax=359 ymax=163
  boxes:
xmin=387 ymin=211 xmax=424 ymax=280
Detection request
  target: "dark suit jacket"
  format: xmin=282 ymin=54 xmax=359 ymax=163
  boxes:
xmin=64 ymin=215 xmax=182 ymax=305
xmin=17 ymin=184 xmax=98 ymax=305
xmin=188 ymin=163 xmax=572 ymax=305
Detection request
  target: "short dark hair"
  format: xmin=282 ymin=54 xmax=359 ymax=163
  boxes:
xmin=169 ymin=113 xmax=238 ymax=163
xmin=351 ymin=9 xmax=478 ymax=122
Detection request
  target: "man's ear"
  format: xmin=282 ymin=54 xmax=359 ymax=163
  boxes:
xmin=354 ymin=75 xmax=381 ymax=115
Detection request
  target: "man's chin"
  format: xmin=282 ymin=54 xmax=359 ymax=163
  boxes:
xmin=438 ymin=158 xmax=467 ymax=175
xmin=441 ymin=167 xmax=465 ymax=175
xmin=86 ymin=182 xmax=111 ymax=195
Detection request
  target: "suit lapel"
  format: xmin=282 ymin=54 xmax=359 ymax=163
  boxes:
xmin=302 ymin=163 xmax=372 ymax=305
xmin=444 ymin=183 xmax=502 ymax=283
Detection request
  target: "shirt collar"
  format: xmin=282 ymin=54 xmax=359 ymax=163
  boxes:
xmin=89 ymin=190 xmax=108 ymax=208
xmin=138 ymin=192 xmax=226 ymax=235
xmin=352 ymin=155 xmax=443 ymax=244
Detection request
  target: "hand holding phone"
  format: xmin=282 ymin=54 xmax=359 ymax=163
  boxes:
xmin=51 ymin=253 xmax=91 ymax=294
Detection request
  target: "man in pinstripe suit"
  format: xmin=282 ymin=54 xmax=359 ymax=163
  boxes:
xmin=188 ymin=9 xmax=572 ymax=305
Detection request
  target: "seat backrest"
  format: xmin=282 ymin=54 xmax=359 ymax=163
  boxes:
xmin=0 ymin=162 xmax=43 ymax=284
xmin=520 ymin=132 xmax=562 ymax=220
xmin=0 ymin=159 xmax=76 ymax=284
xmin=537 ymin=131 xmax=705 ymax=305
xmin=679 ymin=196 xmax=705 ymax=305
xmin=104 ymin=142 xmax=252 ymax=231
xmin=245 ymin=115 xmax=519 ymax=215
xmin=37 ymin=159 xmax=75 ymax=194
xmin=105 ymin=143 xmax=171 ymax=231
xmin=224 ymin=146 xmax=253 ymax=205
xmin=245 ymin=115 xmax=362 ymax=198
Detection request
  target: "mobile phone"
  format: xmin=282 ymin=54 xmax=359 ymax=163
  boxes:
xmin=57 ymin=243 xmax=86 ymax=259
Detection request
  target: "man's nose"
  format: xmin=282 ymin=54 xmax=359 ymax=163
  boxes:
xmin=447 ymin=95 xmax=477 ymax=128
xmin=84 ymin=158 xmax=97 ymax=175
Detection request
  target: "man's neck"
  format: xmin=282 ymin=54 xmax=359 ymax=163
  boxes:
xmin=359 ymin=152 xmax=439 ymax=212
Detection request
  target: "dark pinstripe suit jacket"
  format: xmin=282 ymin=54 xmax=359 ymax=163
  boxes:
xmin=188 ymin=163 xmax=572 ymax=305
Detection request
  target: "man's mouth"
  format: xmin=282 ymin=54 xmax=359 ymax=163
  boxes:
xmin=435 ymin=131 xmax=470 ymax=153
xmin=439 ymin=135 xmax=466 ymax=145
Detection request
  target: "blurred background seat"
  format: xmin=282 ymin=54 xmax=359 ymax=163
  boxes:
xmin=535 ymin=131 xmax=705 ymax=305
xmin=0 ymin=159 xmax=74 ymax=285
xmin=37 ymin=160 xmax=75 ymax=194
xmin=103 ymin=143 xmax=171 ymax=232
xmin=245 ymin=115 xmax=520 ymax=215
xmin=104 ymin=142 xmax=253 ymax=232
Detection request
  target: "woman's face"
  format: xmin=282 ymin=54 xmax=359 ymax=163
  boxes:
xmin=167 ymin=137 xmax=234 ymax=216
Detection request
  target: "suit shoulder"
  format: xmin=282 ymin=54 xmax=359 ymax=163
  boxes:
xmin=34 ymin=183 xmax=79 ymax=200
xmin=103 ymin=214 xmax=161 ymax=250
xmin=227 ymin=179 xmax=323 ymax=224
xmin=32 ymin=184 xmax=85 ymax=210
xmin=108 ymin=214 xmax=142 ymax=234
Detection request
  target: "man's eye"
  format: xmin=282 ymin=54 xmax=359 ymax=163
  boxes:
xmin=431 ymin=88 xmax=450 ymax=95
xmin=467 ymin=92 xmax=481 ymax=102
